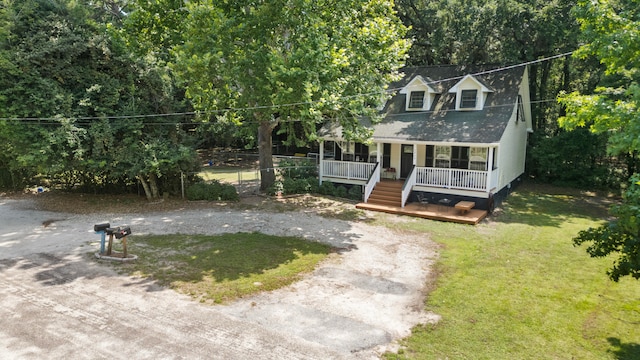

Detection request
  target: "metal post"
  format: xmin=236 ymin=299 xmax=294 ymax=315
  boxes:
xmin=99 ymin=232 xmax=106 ymax=254
xmin=318 ymin=141 xmax=324 ymax=185
xmin=181 ymin=171 xmax=185 ymax=199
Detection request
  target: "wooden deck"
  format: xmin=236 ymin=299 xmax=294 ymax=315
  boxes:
xmin=356 ymin=201 xmax=488 ymax=225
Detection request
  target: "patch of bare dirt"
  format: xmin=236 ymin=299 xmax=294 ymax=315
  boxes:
xmin=4 ymin=187 xmax=372 ymax=222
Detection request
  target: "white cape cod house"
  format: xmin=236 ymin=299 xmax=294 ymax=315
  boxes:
xmin=317 ymin=65 xmax=532 ymax=216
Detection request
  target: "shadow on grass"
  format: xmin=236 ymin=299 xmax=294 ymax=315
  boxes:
xmin=121 ymin=233 xmax=337 ymax=293
xmin=495 ymin=182 xmax=616 ymax=227
xmin=608 ymin=337 xmax=640 ymax=360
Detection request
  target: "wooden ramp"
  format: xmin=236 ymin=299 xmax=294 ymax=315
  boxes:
xmin=356 ymin=202 xmax=488 ymax=225
xmin=357 ymin=180 xmax=488 ymax=225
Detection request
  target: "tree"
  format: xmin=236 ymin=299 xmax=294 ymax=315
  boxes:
xmin=573 ymin=175 xmax=640 ymax=281
xmin=558 ymin=0 xmax=640 ymax=280
xmin=0 ymin=0 xmax=198 ymax=198
xmin=171 ymin=0 xmax=410 ymax=190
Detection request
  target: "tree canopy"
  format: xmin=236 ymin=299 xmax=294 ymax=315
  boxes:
xmin=558 ymin=0 xmax=640 ymax=280
xmin=0 ymin=0 xmax=197 ymax=198
xmin=0 ymin=0 xmax=629 ymax=205
xmin=168 ymin=0 xmax=410 ymax=190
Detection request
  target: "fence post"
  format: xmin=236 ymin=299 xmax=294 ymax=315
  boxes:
xmin=181 ymin=171 xmax=185 ymax=199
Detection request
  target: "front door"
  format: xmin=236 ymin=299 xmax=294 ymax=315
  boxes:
xmin=400 ymin=144 xmax=413 ymax=178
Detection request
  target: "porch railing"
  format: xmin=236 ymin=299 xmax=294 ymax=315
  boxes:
xmin=322 ymin=160 xmax=376 ymax=181
xmin=401 ymin=165 xmax=417 ymax=207
xmin=363 ymin=163 xmax=381 ymax=203
xmin=322 ymin=161 xmax=491 ymax=192
xmin=415 ymin=167 xmax=488 ymax=191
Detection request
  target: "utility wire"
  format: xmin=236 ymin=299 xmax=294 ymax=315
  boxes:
xmin=0 ymin=51 xmax=574 ymax=123
xmin=2 ymin=98 xmax=563 ymax=126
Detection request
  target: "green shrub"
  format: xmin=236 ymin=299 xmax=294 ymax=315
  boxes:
xmin=186 ymin=181 xmax=239 ymax=201
xmin=286 ymin=178 xmax=318 ymax=194
xmin=268 ymin=178 xmax=318 ymax=196
xmin=335 ymin=185 xmax=348 ymax=198
xmin=276 ymin=158 xmax=318 ymax=179
xmin=318 ymin=181 xmax=337 ymax=196
xmin=348 ymin=185 xmax=362 ymax=200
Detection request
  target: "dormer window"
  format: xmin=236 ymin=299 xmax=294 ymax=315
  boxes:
xmin=408 ymin=91 xmax=426 ymax=109
xmin=460 ymin=90 xmax=477 ymax=108
xmin=448 ymin=75 xmax=493 ymax=111
xmin=400 ymin=75 xmax=439 ymax=111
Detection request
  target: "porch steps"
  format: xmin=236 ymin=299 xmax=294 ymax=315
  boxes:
xmin=363 ymin=180 xmax=403 ymax=207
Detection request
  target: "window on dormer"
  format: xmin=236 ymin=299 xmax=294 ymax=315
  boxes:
xmin=460 ymin=90 xmax=477 ymax=109
xmin=408 ymin=91 xmax=425 ymax=109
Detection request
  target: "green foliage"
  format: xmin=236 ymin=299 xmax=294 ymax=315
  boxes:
xmin=396 ymin=0 xmax=578 ymax=65
xmin=280 ymin=178 xmax=318 ymax=196
xmin=558 ymin=0 xmax=639 ymax=155
xmin=527 ymin=128 xmax=620 ymax=189
xmin=0 ymin=0 xmax=199 ymax=197
xmin=317 ymin=181 xmax=337 ymax=196
xmin=315 ymin=181 xmax=361 ymax=200
xmin=267 ymin=158 xmax=319 ymax=195
xmin=557 ymin=0 xmax=640 ymax=280
xmin=185 ymin=180 xmax=239 ymax=202
xmin=573 ymin=174 xmax=640 ymax=281
xmin=170 ymin=0 xmax=411 ymax=190
xmin=347 ymin=185 xmax=363 ymax=200
xmin=334 ymin=185 xmax=348 ymax=198
xmin=276 ymin=158 xmax=317 ymax=180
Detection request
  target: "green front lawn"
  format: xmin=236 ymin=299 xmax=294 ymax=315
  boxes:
xmin=118 ymin=232 xmax=331 ymax=304
xmin=383 ymin=184 xmax=640 ymax=360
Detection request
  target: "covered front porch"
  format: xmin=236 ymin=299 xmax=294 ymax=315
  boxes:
xmin=318 ymin=140 xmax=499 ymax=208
xmin=320 ymin=159 xmax=496 ymax=205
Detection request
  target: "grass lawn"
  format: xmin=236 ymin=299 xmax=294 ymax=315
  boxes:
xmin=117 ymin=232 xmax=331 ymax=304
xmin=382 ymin=183 xmax=640 ymax=360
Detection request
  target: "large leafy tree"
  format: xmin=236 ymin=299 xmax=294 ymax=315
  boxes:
xmin=170 ymin=0 xmax=410 ymax=190
xmin=0 ymin=0 xmax=197 ymax=198
xmin=558 ymin=0 xmax=640 ymax=280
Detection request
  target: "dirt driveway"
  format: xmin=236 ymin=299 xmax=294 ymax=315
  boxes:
xmin=0 ymin=195 xmax=439 ymax=359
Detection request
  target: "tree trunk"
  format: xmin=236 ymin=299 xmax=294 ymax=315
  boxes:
xmin=137 ymin=175 xmax=153 ymax=201
xmin=149 ymin=173 xmax=160 ymax=199
xmin=537 ymin=61 xmax=551 ymax=132
xmin=258 ymin=120 xmax=276 ymax=191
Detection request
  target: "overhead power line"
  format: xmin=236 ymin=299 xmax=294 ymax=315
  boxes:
xmin=0 ymin=51 xmax=574 ymax=123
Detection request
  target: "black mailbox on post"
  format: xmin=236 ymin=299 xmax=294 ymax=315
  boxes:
xmin=94 ymin=223 xmax=110 ymax=232
xmin=115 ymin=226 xmax=131 ymax=239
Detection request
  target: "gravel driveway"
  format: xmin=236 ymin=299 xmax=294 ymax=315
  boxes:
xmin=0 ymin=196 xmax=440 ymax=359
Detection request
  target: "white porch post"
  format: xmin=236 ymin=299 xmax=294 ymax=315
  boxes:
xmin=486 ymin=146 xmax=494 ymax=192
xmin=413 ymin=144 xmax=418 ymax=165
xmin=376 ymin=142 xmax=382 ymax=164
xmin=319 ymin=141 xmax=325 ymax=185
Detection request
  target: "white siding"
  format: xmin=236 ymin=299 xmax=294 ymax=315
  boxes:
xmin=497 ymin=105 xmax=527 ymax=190
xmin=390 ymin=143 xmax=401 ymax=169
xmin=416 ymin=144 xmax=426 ymax=166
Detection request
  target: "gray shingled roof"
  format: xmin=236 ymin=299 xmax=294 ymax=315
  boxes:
xmin=319 ymin=65 xmax=525 ymax=144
